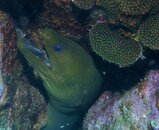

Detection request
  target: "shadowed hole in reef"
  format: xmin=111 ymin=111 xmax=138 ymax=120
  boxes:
xmin=0 ymin=0 xmax=43 ymax=23
xmin=91 ymin=48 xmax=159 ymax=93
xmin=71 ymin=3 xmax=93 ymax=25
xmin=18 ymin=52 xmax=49 ymax=102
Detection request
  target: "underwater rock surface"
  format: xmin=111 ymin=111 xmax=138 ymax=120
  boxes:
xmin=0 ymin=11 xmax=17 ymax=128
xmin=0 ymin=10 xmax=47 ymax=130
xmin=83 ymin=70 xmax=159 ymax=130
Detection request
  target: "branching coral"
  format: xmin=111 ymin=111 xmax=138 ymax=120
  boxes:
xmin=83 ymin=70 xmax=159 ymax=130
xmin=89 ymin=23 xmax=142 ymax=67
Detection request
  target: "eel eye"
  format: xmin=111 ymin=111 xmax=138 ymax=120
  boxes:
xmin=53 ymin=44 xmax=63 ymax=52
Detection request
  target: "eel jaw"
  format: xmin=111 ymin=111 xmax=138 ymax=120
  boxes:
xmin=16 ymin=28 xmax=52 ymax=69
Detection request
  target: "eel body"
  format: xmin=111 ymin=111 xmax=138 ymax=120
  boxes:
xmin=17 ymin=28 xmax=102 ymax=130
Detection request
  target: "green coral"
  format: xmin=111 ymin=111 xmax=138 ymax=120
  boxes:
xmin=117 ymin=0 xmax=152 ymax=15
xmin=72 ymin=0 xmax=159 ymax=67
xmin=72 ymin=0 xmax=95 ymax=10
xmin=89 ymin=23 xmax=142 ymax=67
xmin=0 ymin=110 xmax=9 ymax=129
xmin=17 ymin=28 xmax=102 ymax=130
xmin=73 ymin=0 xmax=159 ymax=23
xmin=136 ymin=15 xmax=159 ymax=50
xmin=150 ymin=1 xmax=159 ymax=14
xmin=97 ymin=0 xmax=157 ymax=16
xmin=96 ymin=0 xmax=120 ymax=23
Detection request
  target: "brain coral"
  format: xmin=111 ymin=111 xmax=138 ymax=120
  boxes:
xmin=137 ymin=15 xmax=159 ymax=50
xmin=71 ymin=0 xmax=95 ymax=10
xmin=89 ymin=23 xmax=142 ymax=67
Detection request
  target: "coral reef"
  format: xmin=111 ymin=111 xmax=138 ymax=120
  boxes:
xmin=73 ymin=0 xmax=159 ymax=21
xmin=117 ymin=0 xmax=152 ymax=15
xmin=31 ymin=0 xmax=86 ymax=42
xmin=0 ymin=10 xmax=47 ymax=130
xmin=98 ymin=0 xmax=147 ymax=16
xmin=72 ymin=0 xmax=95 ymax=10
xmin=0 ymin=0 xmax=43 ymax=20
xmin=17 ymin=28 xmax=102 ymax=130
xmin=0 ymin=0 xmax=159 ymax=129
xmin=89 ymin=23 xmax=142 ymax=67
xmin=136 ymin=15 xmax=159 ymax=50
xmin=10 ymin=77 xmax=47 ymax=130
xmin=96 ymin=0 xmax=121 ymax=23
xmin=0 ymin=10 xmax=17 ymax=76
xmin=0 ymin=10 xmax=17 ymax=109
xmin=71 ymin=0 xmax=159 ymax=67
xmin=0 ymin=10 xmax=18 ymax=129
xmin=83 ymin=70 xmax=159 ymax=130
xmin=71 ymin=0 xmax=157 ymax=67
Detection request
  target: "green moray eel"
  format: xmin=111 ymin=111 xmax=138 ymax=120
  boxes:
xmin=17 ymin=28 xmax=102 ymax=130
